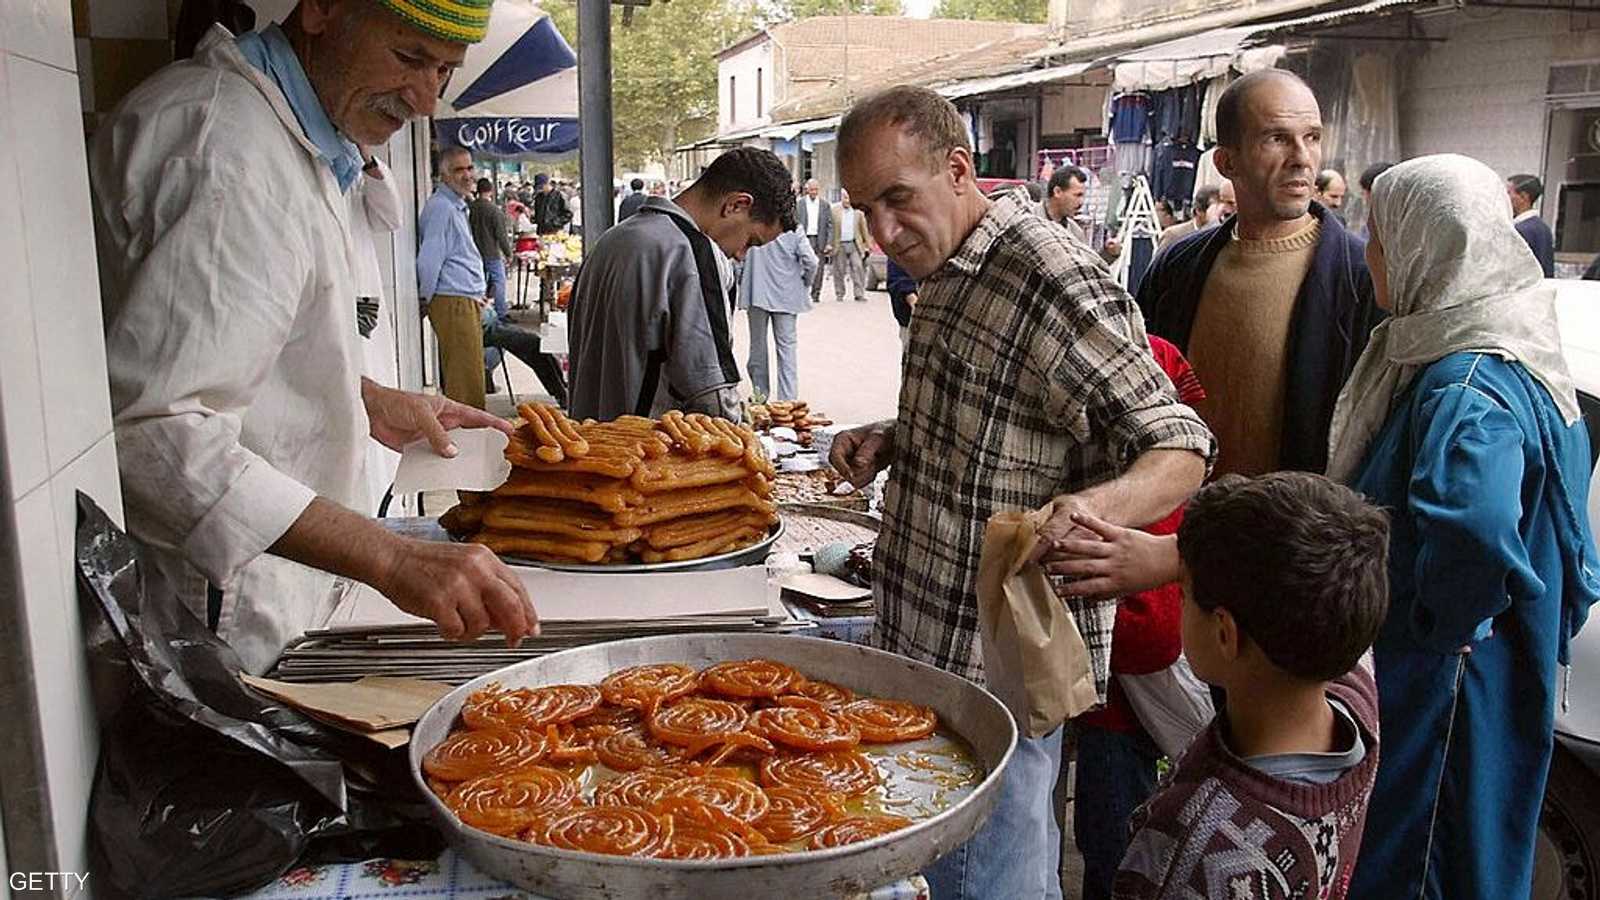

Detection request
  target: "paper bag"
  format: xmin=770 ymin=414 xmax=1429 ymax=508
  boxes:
xmin=977 ymin=503 xmax=1100 ymax=738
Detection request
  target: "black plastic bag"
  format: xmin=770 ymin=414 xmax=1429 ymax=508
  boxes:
xmin=75 ymin=493 xmax=442 ymax=898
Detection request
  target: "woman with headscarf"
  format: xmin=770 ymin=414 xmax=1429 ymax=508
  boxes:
xmin=1333 ymin=155 xmax=1600 ymax=900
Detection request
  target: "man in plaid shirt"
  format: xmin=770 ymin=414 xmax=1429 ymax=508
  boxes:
xmin=831 ymin=86 xmax=1215 ymax=900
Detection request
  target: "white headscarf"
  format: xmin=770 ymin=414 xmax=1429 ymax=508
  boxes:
xmin=1326 ymin=154 xmax=1580 ymax=483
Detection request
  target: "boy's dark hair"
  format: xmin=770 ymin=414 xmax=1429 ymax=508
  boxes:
xmin=630 ymin=177 xmax=645 ymax=190
xmin=1359 ymin=161 xmax=1394 ymax=192
xmin=1508 ymin=173 xmax=1544 ymax=203
xmin=1177 ymin=472 xmax=1390 ymax=681
xmin=694 ymin=147 xmax=798 ymax=231
xmin=1047 ymin=165 xmax=1088 ymax=196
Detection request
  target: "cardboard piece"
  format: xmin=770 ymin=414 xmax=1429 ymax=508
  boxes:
xmin=779 ymin=572 xmax=872 ymax=603
xmin=392 ymin=427 xmax=511 ymax=494
xmin=240 ymin=674 xmax=453 ymax=733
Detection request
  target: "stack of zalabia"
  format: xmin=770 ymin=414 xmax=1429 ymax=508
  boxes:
xmin=422 ymin=658 xmax=951 ymax=858
xmin=440 ymin=404 xmax=779 ymax=565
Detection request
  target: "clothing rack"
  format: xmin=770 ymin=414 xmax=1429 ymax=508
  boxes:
xmin=1111 ymin=175 xmax=1162 ymax=291
xmin=1038 ymin=146 xmax=1114 ymax=177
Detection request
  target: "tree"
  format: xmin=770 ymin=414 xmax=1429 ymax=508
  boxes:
xmin=773 ymin=0 xmax=902 ymax=19
xmin=931 ymin=0 xmax=1045 ymax=23
xmin=543 ymin=0 xmax=758 ymax=168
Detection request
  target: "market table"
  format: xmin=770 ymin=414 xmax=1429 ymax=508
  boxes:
xmin=238 ymin=849 xmax=928 ymax=900
xmin=240 ymin=516 xmax=905 ymax=900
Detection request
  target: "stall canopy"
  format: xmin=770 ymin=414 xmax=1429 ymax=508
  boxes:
xmin=433 ymin=0 xmax=579 ymax=158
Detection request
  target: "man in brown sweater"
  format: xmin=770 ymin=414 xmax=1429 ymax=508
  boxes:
xmin=1136 ymin=70 xmax=1381 ymax=476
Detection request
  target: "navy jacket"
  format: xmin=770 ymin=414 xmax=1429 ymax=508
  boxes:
xmin=1515 ymin=214 xmax=1556 ymax=278
xmin=1136 ymin=202 xmax=1383 ymax=474
xmin=886 ymin=259 xmax=917 ymax=327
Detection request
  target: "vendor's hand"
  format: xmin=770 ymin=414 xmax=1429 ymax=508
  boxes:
xmin=829 ymin=421 xmax=895 ymax=489
xmin=1031 ymin=494 xmax=1099 ymax=564
xmin=360 ymin=377 xmax=514 ymax=456
xmin=376 ymin=538 xmax=538 ymax=644
xmin=1042 ymin=513 xmax=1182 ymax=600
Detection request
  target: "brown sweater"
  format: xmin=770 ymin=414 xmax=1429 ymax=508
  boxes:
xmin=1187 ymin=218 xmax=1320 ymax=477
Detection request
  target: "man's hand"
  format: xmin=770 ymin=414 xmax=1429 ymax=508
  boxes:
xmin=1042 ymin=512 xmax=1182 ymax=600
xmin=360 ymin=377 xmax=514 ymax=457
xmin=907 ymin=292 xmax=919 ymax=307
xmin=373 ymin=538 xmax=538 ymax=643
xmin=1102 ymin=238 xmax=1122 ymax=261
xmin=829 ymin=420 xmax=895 ymax=488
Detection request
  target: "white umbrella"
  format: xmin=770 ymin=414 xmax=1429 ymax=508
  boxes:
xmin=434 ymin=0 xmax=578 ymax=157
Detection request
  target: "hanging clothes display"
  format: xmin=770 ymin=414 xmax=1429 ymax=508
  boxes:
xmin=1200 ymin=74 xmax=1230 ymax=147
xmin=1151 ymin=140 xmax=1202 ymax=211
xmin=1110 ymin=93 xmax=1153 ymax=144
xmin=1114 ymin=141 xmax=1151 ymax=177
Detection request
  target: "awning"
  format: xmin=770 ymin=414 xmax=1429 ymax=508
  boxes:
xmin=433 ymin=0 xmax=579 ymax=158
xmin=1111 ymin=27 xmax=1285 ymax=92
xmin=938 ymin=62 xmax=1097 ymax=100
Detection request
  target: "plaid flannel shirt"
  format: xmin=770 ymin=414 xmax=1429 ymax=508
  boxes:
xmin=872 ymin=188 xmax=1216 ymax=684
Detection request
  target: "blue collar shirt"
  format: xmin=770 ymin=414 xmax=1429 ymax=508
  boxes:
xmin=417 ymin=185 xmax=488 ymax=302
xmin=236 ymin=24 xmax=364 ymax=193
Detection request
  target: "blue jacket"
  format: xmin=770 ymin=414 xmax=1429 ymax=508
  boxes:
xmin=1136 ymin=202 xmax=1383 ymax=473
xmin=886 ymin=259 xmax=917 ymax=327
xmin=1515 ymin=214 xmax=1556 ymax=278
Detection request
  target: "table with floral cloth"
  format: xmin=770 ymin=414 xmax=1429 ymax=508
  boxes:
xmin=239 ymin=849 xmax=929 ymax=900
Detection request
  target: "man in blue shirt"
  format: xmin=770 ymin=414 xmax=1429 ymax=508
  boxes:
xmin=1509 ymin=174 xmax=1557 ymax=277
xmin=419 ymin=146 xmax=493 ymax=408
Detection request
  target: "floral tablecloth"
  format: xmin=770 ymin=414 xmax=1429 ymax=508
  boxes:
xmin=240 ymin=849 xmax=929 ymax=900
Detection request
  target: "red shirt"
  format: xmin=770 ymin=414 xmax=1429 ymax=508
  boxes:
xmin=1078 ymin=335 xmax=1205 ymax=733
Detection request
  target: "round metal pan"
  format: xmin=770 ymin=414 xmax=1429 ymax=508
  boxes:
xmin=409 ymin=633 xmax=1017 ymax=899
xmin=484 ymin=521 xmax=784 ymax=574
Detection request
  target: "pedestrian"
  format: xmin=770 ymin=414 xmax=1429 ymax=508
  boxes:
xmin=830 ymin=85 xmax=1214 ymax=900
xmin=1357 ymin=161 xmax=1393 ymax=237
xmin=619 ymin=177 xmax=647 ymax=221
xmin=532 ymin=172 xmax=571 ymax=234
xmin=1138 ymin=69 xmax=1383 ymax=478
xmin=796 ymin=178 xmax=834 ymax=302
xmin=831 ymin=188 xmax=869 ymax=302
xmin=469 ymin=177 xmax=513 ymax=321
xmin=1155 ymin=182 xmax=1223 ymax=252
xmin=740 ymin=224 xmax=818 ymax=401
xmin=1316 ymin=167 xmax=1347 ymax=213
xmin=419 ymin=147 xmax=494 ymax=409
xmin=1111 ymin=472 xmax=1388 ymax=900
xmin=886 ymin=257 xmax=916 ymax=347
xmin=566 ymin=147 xmax=795 ymax=421
xmin=1333 ymin=154 xmax=1599 ymax=900
xmin=90 ymin=0 xmax=537 ymax=674
xmin=1508 ymin=173 xmax=1556 ymax=277
xmin=1153 ymin=198 xmax=1177 ymax=231
xmin=469 ymin=179 xmax=570 ymax=405
xmin=1037 ymin=165 xmax=1120 ymax=262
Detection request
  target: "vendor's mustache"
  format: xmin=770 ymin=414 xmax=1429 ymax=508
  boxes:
xmin=369 ymin=92 xmax=417 ymax=121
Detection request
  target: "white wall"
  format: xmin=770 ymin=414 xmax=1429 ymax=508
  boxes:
xmin=1399 ymin=10 xmax=1568 ymax=181
xmin=718 ymin=41 xmax=774 ymax=133
xmin=0 ymin=1 xmax=122 ymax=894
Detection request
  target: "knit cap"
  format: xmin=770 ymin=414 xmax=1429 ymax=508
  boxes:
xmin=374 ymin=0 xmax=493 ymax=43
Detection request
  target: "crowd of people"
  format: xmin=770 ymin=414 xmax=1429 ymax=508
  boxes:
xmin=81 ymin=0 xmax=1595 ymax=895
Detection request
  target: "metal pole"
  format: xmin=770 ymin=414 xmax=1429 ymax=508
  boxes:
xmin=578 ymin=0 xmax=615 ymax=244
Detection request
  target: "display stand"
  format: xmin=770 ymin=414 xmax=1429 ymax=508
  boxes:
xmin=1111 ymin=175 xmax=1162 ymax=291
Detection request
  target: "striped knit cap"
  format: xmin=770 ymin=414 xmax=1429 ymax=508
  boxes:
xmin=374 ymin=0 xmax=494 ymax=43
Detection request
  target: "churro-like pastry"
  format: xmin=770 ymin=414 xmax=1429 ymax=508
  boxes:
xmin=482 ymin=499 xmax=644 ymax=544
xmin=612 ymin=481 xmax=775 ymax=528
xmin=524 ymin=402 xmax=590 ymax=459
xmin=642 ymin=509 xmax=777 ymax=551
xmin=505 ymin=445 xmax=638 ymax=480
xmin=638 ymin=525 xmax=766 ymax=564
xmin=494 ymin=470 xmax=644 ymax=513
xmin=471 ymin=531 xmax=613 ymax=564
xmin=439 ymin=501 xmax=485 ymax=537
xmin=632 ymin=456 xmax=758 ymax=493
xmin=685 ymin=413 xmax=745 ymax=458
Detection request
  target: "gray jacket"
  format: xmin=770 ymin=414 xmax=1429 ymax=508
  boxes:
xmin=797 ymin=194 xmax=833 ymax=247
xmin=740 ymin=228 xmax=819 ymax=315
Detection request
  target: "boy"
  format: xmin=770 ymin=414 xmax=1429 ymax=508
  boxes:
xmin=1112 ymin=472 xmax=1388 ymax=900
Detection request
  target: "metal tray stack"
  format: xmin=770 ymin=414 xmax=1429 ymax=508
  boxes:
xmin=410 ymin=634 xmax=1017 ymax=899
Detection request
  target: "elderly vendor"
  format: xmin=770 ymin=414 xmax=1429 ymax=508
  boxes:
xmin=90 ymin=0 xmax=537 ymax=673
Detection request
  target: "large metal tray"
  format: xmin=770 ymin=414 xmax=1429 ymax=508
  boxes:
xmin=409 ymin=633 xmax=1017 ymax=899
xmin=491 ymin=521 xmax=784 ymax=574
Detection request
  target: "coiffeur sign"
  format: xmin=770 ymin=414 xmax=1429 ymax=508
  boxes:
xmin=435 ymin=116 xmax=579 ymax=157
